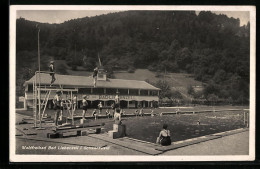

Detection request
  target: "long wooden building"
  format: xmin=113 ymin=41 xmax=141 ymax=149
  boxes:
xmin=23 ymin=69 xmax=160 ymax=109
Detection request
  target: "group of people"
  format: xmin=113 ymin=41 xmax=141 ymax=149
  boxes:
xmin=52 ymin=91 xmax=122 ymax=125
xmin=50 ymin=61 xmax=171 ymax=146
xmin=52 ymin=91 xmax=78 ymax=126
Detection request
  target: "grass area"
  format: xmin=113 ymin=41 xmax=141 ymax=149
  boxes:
xmin=114 ymin=69 xmax=157 ymax=81
xmin=50 ymin=60 xmax=204 ymax=97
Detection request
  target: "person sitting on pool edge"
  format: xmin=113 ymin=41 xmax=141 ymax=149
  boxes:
xmin=114 ymin=108 xmax=127 ymax=136
xmin=156 ymin=124 xmax=171 ymax=146
xmin=114 ymin=108 xmax=122 ymax=125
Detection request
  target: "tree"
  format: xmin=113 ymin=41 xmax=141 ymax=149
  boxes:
xmin=187 ymin=85 xmax=195 ymax=96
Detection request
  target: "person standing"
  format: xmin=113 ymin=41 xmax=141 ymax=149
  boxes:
xmin=93 ymin=67 xmax=98 ymax=87
xmin=59 ymin=98 xmax=64 ymax=120
xmin=73 ymin=95 xmax=77 ymax=112
xmin=49 ymin=61 xmax=56 ymax=86
xmin=111 ymin=103 xmax=115 ymax=117
xmin=53 ymin=91 xmax=61 ymax=126
xmin=82 ymin=95 xmax=88 ymax=120
xmin=114 ymin=92 xmax=120 ymax=109
xmin=98 ymin=102 xmax=103 ymax=114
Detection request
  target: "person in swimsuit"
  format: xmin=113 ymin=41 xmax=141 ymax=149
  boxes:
xmin=111 ymin=103 xmax=115 ymax=117
xmin=157 ymin=124 xmax=171 ymax=146
xmin=49 ymin=61 xmax=56 ymax=86
xmin=114 ymin=108 xmax=122 ymax=125
xmin=59 ymin=98 xmax=64 ymax=120
xmin=151 ymin=109 xmax=155 ymax=117
xmin=93 ymin=67 xmax=98 ymax=87
xmin=114 ymin=92 xmax=120 ymax=109
xmin=105 ymin=109 xmax=111 ymax=118
xmin=92 ymin=109 xmax=98 ymax=120
xmin=98 ymin=102 xmax=103 ymax=114
xmin=135 ymin=109 xmax=139 ymax=116
xmin=72 ymin=95 xmax=77 ymax=112
xmin=82 ymin=95 xmax=88 ymax=120
xmin=53 ymin=90 xmax=61 ymax=126
xmin=139 ymin=108 xmax=144 ymax=116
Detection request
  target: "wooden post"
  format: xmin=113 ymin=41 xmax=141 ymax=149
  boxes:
xmin=38 ymin=88 xmax=41 ymax=128
xmin=244 ymin=112 xmax=246 ymax=125
xmin=71 ymin=91 xmax=74 ymax=125
xmin=247 ymin=112 xmax=249 ymax=128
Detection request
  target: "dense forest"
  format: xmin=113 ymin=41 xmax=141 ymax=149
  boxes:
xmin=16 ymin=11 xmax=250 ymax=105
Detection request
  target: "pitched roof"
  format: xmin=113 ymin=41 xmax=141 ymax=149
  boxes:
xmin=24 ymin=73 xmax=160 ymax=90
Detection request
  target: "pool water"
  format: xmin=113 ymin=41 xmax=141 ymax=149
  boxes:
xmin=101 ymin=111 xmax=246 ymax=143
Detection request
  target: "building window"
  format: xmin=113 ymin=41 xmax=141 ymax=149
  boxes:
xmin=93 ymin=88 xmax=105 ymax=94
xmin=28 ymin=84 xmax=33 ymax=92
xmin=118 ymin=89 xmax=128 ymax=95
xmin=140 ymin=90 xmax=148 ymax=96
xmin=129 ymin=89 xmax=139 ymax=95
xmin=151 ymin=90 xmax=158 ymax=96
xmin=78 ymin=88 xmax=91 ymax=94
xmin=106 ymin=88 xmax=117 ymax=95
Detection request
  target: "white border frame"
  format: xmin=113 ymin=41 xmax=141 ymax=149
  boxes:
xmin=9 ymin=5 xmax=256 ymax=162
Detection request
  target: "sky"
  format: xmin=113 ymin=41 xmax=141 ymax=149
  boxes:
xmin=16 ymin=10 xmax=249 ymax=26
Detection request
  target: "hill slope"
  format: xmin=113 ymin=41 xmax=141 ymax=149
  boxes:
xmin=15 ymin=10 xmax=250 ymax=104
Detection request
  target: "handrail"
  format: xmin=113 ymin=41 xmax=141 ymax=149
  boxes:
xmin=35 ymin=71 xmax=54 ymax=74
xmin=36 ymin=88 xmax=78 ymax=92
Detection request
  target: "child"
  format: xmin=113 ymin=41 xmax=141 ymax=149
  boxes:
xmin=120 ymin=109 xmax=125 ymax=116
xmin=92 ymin=109 xmax=98 ymax=120
xmin=151 ymin=109 xmax=154 ymax=117
xmin=135 ymin=109 xmax=139 ymax=116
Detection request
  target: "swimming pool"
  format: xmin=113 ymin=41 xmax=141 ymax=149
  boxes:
xmin=101 ymin=111 xmax=246 ymax=143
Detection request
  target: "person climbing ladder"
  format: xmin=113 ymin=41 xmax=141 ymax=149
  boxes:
xmin=49 ymin=61 xmax=56 ymax=86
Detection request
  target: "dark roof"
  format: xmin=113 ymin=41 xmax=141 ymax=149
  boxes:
xmin=24 ymin=73 xmax=160 ymax=90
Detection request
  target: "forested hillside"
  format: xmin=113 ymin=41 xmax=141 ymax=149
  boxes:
xmin=16 ymin=11 xmax=250 ymax=104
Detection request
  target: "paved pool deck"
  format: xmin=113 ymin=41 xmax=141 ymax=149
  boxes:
xmin=163 ymin=130 xmax=249 ymax=155
xmin=15 ymin=113 xmax=250 ymax=156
